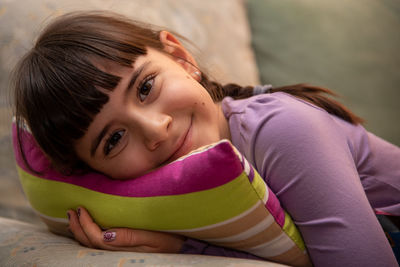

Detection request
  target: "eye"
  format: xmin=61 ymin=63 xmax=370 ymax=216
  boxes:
xmin=104 ymin=129 xmax=125 ymax=155
xmin=138 ymin=75 xmax=155 ymax=102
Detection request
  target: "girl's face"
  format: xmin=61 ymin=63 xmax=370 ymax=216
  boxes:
xmin=75 ymin=47 xmax=230 ymax=179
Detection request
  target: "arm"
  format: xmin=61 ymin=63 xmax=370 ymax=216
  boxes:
xmin=249 ymin=97 xmax=397 ymax=266
xmin=68 ymin=207 xmax=185 ymax=253
xmin=180 ymin=238 xmax=264 ymax=261
xmin=68 ymin=207 xmax=264 ymax=260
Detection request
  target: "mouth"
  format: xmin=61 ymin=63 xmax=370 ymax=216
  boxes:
xmin=165 ymin=119 xmax=193 ymax=164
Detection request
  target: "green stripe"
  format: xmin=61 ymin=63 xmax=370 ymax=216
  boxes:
xmin=251 ymin=171 xmax=266 ymax=200
xmin=18 ymin=167 xmax=260 ymax=230
xmin=282 ymin=211 xmax=306 ymax=251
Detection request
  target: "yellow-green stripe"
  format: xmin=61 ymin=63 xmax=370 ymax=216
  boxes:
xmin=250 ymin=171 xmax=266 ymax=200
xmin=282 ymin=211 xmax=306 ymax=251
xmin=18 ymin=167 xmax=260 ymax=230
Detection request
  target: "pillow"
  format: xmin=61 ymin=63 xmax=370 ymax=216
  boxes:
xmin=12 ymin=123 xmax=311 ymax=267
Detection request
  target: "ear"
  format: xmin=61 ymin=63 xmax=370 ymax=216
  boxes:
xmin=159 ymin=31 xmax=199 ymax=73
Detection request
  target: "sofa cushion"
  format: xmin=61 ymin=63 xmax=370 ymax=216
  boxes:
xmin=0 ymin=216 xmax=289 ymax=267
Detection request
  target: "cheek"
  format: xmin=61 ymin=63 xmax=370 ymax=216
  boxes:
xmin=162 ymin=81 xmax=201 ymax=107
xmin=195 ymin=93 xmax=218 ymax=116
xmin=161 ymin=72 xmax=216 ymax=116
xmin=92 ymin=142 xmax=148 ymax=179
xmin=109 ymin=150 xmax=153 ymax=180
xmin=106 ymin=158 xmax=148 ymax=180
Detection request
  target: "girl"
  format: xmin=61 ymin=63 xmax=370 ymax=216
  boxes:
xmin=12 ymin=11 xmax=399 ymax=266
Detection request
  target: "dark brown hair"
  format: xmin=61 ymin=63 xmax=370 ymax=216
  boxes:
xmin=203 ymin=81 xmax=364 ymax=125
xmin=12 ymin=11 xmax=363 ymax=175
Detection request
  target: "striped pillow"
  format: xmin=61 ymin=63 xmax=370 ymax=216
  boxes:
xmin=12 ymin=124 xmax=311 ymax=267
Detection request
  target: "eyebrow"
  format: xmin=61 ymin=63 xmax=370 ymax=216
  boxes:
xmin=90 ymin=123 xmax=111 ymax=157
xmin=124 ymin=61 xmax=151 ymax=99
xmin=90 ymin=61 xmax=150 ymax=157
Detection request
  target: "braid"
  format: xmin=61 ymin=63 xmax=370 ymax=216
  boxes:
xmin=200 ymin=74 xmax=363 ymax=125
xmin=200 ymin=73 xmax=253 ymax=101
xmin=272 ymin=84 xmax=364 ymax=125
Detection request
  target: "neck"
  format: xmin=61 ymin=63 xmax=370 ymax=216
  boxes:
xmin=216 ymin=102 xmax=231 ymax=141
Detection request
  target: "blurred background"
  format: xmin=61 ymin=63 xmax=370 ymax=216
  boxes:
xmin=247 ymin=0 xmax=400 ymax=146
xmin=0 ymin=0 xmax=399 ymax=225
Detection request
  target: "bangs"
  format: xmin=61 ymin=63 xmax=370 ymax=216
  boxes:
xmin=13 ymin=11 xmax=165 ymax=172
xmin=28 ymin=47 xmax=119 ymax=139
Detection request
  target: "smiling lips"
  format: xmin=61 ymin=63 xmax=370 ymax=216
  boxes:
xmin=166 ymin=121 xmax=193 ymax=163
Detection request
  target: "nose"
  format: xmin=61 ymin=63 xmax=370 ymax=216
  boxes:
xmin=139 ymin=112 xmax=172 ymax=151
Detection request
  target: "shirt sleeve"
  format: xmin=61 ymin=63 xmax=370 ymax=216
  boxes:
xmin=180 ymin=238 xmax=265 ymax=261
xmin=246 ymin=94 xmax=397 ymax=266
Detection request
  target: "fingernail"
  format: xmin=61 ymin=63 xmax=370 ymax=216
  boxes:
xmin=103 ymin=231 xmax=116 ymax=242
xmin=67 ymin=212 xmax=70 ymax=220
xmin=77 ymin=208 xmax=81 ymax=217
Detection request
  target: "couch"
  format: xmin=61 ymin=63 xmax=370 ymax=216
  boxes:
xmin=0 ymin=0 xmax=399 ymax=266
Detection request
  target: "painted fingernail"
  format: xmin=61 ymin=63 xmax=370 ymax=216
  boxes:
xmin=67 ymin=212 xmax=70 ymax=220
xmin=103 ymin=231 xmax=116 ymax=242
xmin=77 ymin=208 xmax=81 ymax=217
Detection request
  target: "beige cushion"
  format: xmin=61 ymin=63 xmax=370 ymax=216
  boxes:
xmin=0 ymin=216 xmax=287 ymax=266
xmin=0 ymin=0 xmax=259 ymax=89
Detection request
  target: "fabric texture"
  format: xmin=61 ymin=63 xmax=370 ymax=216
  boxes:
xmin=0 ymin=216 xmax=288 ymax=267
xmin=12 ymin=126 xmax=311 ymax=266
xmin=221 ymin=92 xmax=400 ymax=266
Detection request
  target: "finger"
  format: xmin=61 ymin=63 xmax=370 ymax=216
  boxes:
xmin=101 ymin=228 xmax=144 ymax=251
xmin=75 ymin=207 xmax=130 ymax=251
xmin=76 ymin=207 xmax=185 ymax=253
xmin=76 ymin=206 xmax=111 ymax=249
xmin=67 ymin=210 xmax=93 ymax=248
xmin=75 ymin=208 xmax=144 ymax=251
xmin=102 ymin=228 xmax=185 ymax=253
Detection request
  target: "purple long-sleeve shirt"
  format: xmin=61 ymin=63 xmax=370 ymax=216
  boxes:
xmin=181 ymin=92 xmax=399 ymax=266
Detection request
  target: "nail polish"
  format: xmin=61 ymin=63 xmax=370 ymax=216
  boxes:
xmin=103 ymin=231 xmax=116 ymax=242
xmin=67 ymin=212 xmax=70 ymax=220
xmin=77 ymin=208 xmax=81 ymax=217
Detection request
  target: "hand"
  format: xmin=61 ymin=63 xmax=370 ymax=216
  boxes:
xmin=67 ymin=206 xmax=186 ymax=253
